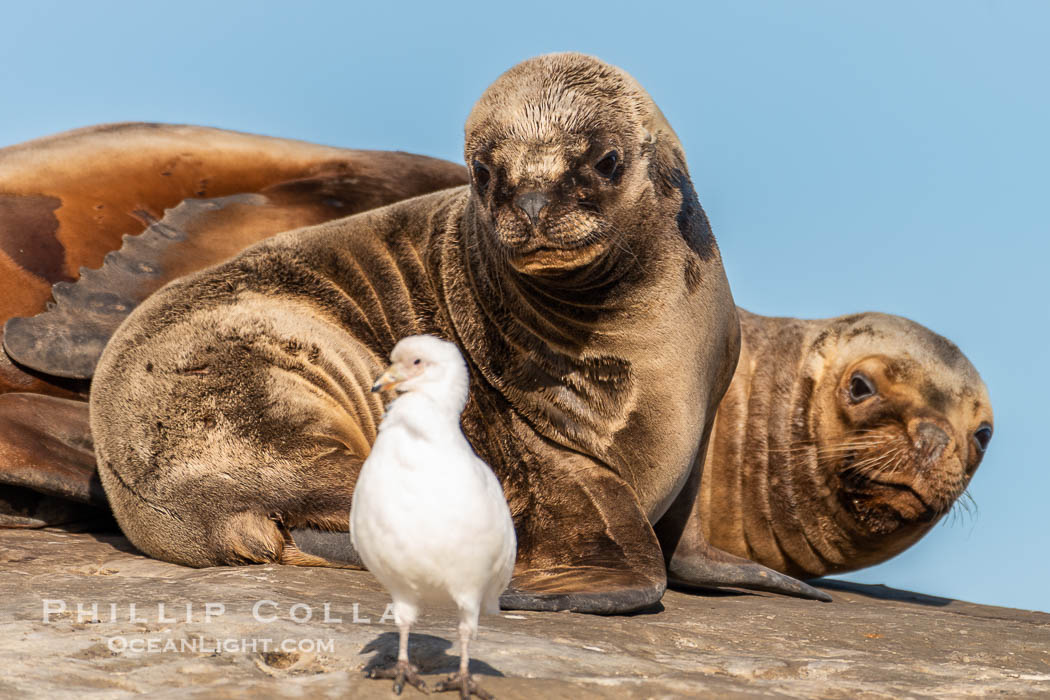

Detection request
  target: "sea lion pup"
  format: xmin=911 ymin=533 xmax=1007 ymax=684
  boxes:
xmin=91 ymin=53 xmax=825 ymax=613
xmin=676 ymin=309 xmax=993 ymax=582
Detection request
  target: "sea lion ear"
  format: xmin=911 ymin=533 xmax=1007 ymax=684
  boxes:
xmin=640 ymin=103 xmax=690 ymax=198
xmin=639 ymin=108 xmax=715 ymax=260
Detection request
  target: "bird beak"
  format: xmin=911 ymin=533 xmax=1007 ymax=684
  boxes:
xmin=371 ymin=364 xmax=406 ymax=393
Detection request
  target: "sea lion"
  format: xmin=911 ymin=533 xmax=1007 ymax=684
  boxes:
xmin=673 ymin=308 xmax=993 ymax=582
xmin=88 ymin=52 xmax=826 ymax=613
xmin=0 ymin=123 xmax=468 ymax=526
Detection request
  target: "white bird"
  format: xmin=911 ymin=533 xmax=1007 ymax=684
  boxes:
xmin=351 ymin=335 xmax=517 ymax=699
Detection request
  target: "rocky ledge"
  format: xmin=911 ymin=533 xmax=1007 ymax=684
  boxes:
xmin=0 ymin=528 xmax=1047 ymax=698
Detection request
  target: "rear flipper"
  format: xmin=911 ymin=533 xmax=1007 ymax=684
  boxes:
xmin=4 ymin=168 xmax=467 ymax=382
xmin=285 ymin=527 xmax=363 ymax=567
xmin=667 ymin=539 xmax=832 ymax=602
xmin=656 ymin=456 xmax=831 ymax=602
xmin=4 ymin=192 xmax=331 ymax=380
xmin=0 ymin=393 xmax=108 ymax=528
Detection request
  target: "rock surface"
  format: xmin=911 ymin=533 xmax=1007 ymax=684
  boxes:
xmin=0 ymin=528 xmax=1047 ymax=698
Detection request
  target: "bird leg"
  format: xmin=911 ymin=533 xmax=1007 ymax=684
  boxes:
xmin=435 ymin=620 xmax=492 ymax=700
xmin=368 ymin=620 xmax=427 ymax=695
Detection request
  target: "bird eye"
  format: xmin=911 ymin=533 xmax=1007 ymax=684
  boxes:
xmin=594 ymin=150 xmax=620 ymax=179
xmin=413 ymin=358 xmax=421 ymax=366
xmin=848 ymin=372 xmax=876 ymax=402
xmin=472 ymin=160 xmax=491 ymax=193
xmin=973 ymin=425 xmax=992 ymax=453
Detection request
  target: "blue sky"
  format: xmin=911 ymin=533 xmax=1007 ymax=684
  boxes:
xmin=2 ymin=1 xmax=1047 ymax=612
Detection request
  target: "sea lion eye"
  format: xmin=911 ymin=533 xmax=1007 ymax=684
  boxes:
xmin=848 ymin=372 xmax=876 ymax=402
xmin=973 ymin=425 xmax=992 ymax=453
xmin=472 ymin=160 xmax=491 ymax=193
xmin=413 ymin=358 xmax=421 ymax=366
xmin=594 ymin=150 xmax=620 ymax=179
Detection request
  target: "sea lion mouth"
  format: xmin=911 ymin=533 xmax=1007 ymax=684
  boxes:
xmin=504 ymin=238 xmax=608 ymax=274
xmin=839 ymin=471 xmax=938 ymax=533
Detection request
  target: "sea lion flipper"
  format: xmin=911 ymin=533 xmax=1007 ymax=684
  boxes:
xmin=3 ymin=165 xmax=470 ymax=381
xmin=0 ymin=123 xmax=468 ymax=392
xmin=0 ymin=393 xmax=107 ymax=527
xmin=498 ymin=462 xmax=666 ymax=614
xmin=3 ymin=193 xmax=291 ymax=380
xmin=285 ymin=527 xmax=364 ymax=567
xmin=500 ymin=567 xmax=665 ymax=614
xmin=667 ymin=540 xmax=833 ymax=602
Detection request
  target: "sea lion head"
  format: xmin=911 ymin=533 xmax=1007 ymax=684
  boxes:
xmin=808 ymin=313 xmax=993 ymax=558
xmin=463 ymin=53 xmax=692 ymax=276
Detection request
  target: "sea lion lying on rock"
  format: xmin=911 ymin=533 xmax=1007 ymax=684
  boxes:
xmin=681 ymin=308 xmax=993 ymax=580
xmin=87 ymin=52 xmax=827 ymax=612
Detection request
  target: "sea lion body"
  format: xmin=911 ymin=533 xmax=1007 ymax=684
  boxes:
xmin=688 ymin=309 xmax=993 ymax=579
xmin=91 ymin=181 xmax=727 ymax=573
xmin=92 ymin=53 xmax=824 ymax=612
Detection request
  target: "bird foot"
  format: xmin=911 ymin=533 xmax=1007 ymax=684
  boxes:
xmin=435 ymin=672 xmax=493 ymax=699
xmin=368 ymin=659 xmax=428 ymax=695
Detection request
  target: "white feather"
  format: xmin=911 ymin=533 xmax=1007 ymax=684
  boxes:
xmin=351 ymin=335 xmax=516 ymax=653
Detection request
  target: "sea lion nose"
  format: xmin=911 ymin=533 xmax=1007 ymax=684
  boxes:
xmin=514 ymin=191 xmax=549 ymax=226
xmin=913 ymin=421 xmax=951 ymax=460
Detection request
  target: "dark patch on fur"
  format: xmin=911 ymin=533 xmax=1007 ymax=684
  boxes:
xmin=882 ymin=358 xmax=912 ymax=384
xmin=927 ymin=332 xmax=964 ymax=368
xmin=0 ymin=194 xmax=72 ymax=283
xmin=919 ymin=380 xmax=950 ymax=413
xmin=672 ymin=170 xmax=715 ymax=262
xmin=846 ymin=325 xmax=876 ymax=340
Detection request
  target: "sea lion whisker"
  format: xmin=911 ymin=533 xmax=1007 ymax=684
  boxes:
xmin=843 ymin=446 xmax=907 ymax=477
xmin=948 ymin=489 xmax=979 ymax=525
xmin=775 ymin=439 xmax=884 ymax=456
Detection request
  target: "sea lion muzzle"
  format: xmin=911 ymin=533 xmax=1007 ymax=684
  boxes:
xmin=514 ymin=190 xmax=550 ymax=226
xmin=911 ymin=419 xmax=952 ymax=463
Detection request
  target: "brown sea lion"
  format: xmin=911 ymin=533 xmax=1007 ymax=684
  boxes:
xmin=88 ymin=52 xmax=826 ymax=613
xmin=0 ymin=123 xmax=468 ymax=526
xmin=674 ymin=308 xmax=993 ymax=583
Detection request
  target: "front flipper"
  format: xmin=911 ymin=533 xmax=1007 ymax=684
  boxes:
xmin=500 ymin=566 xmax=664 ymax=614
xmin=656 ymin=456 xmax=832 ymax=602
xmin=0 ymin=393 xmax=107 ymax=527
xmin=498 ymin=457 xmax=666 ymax=615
